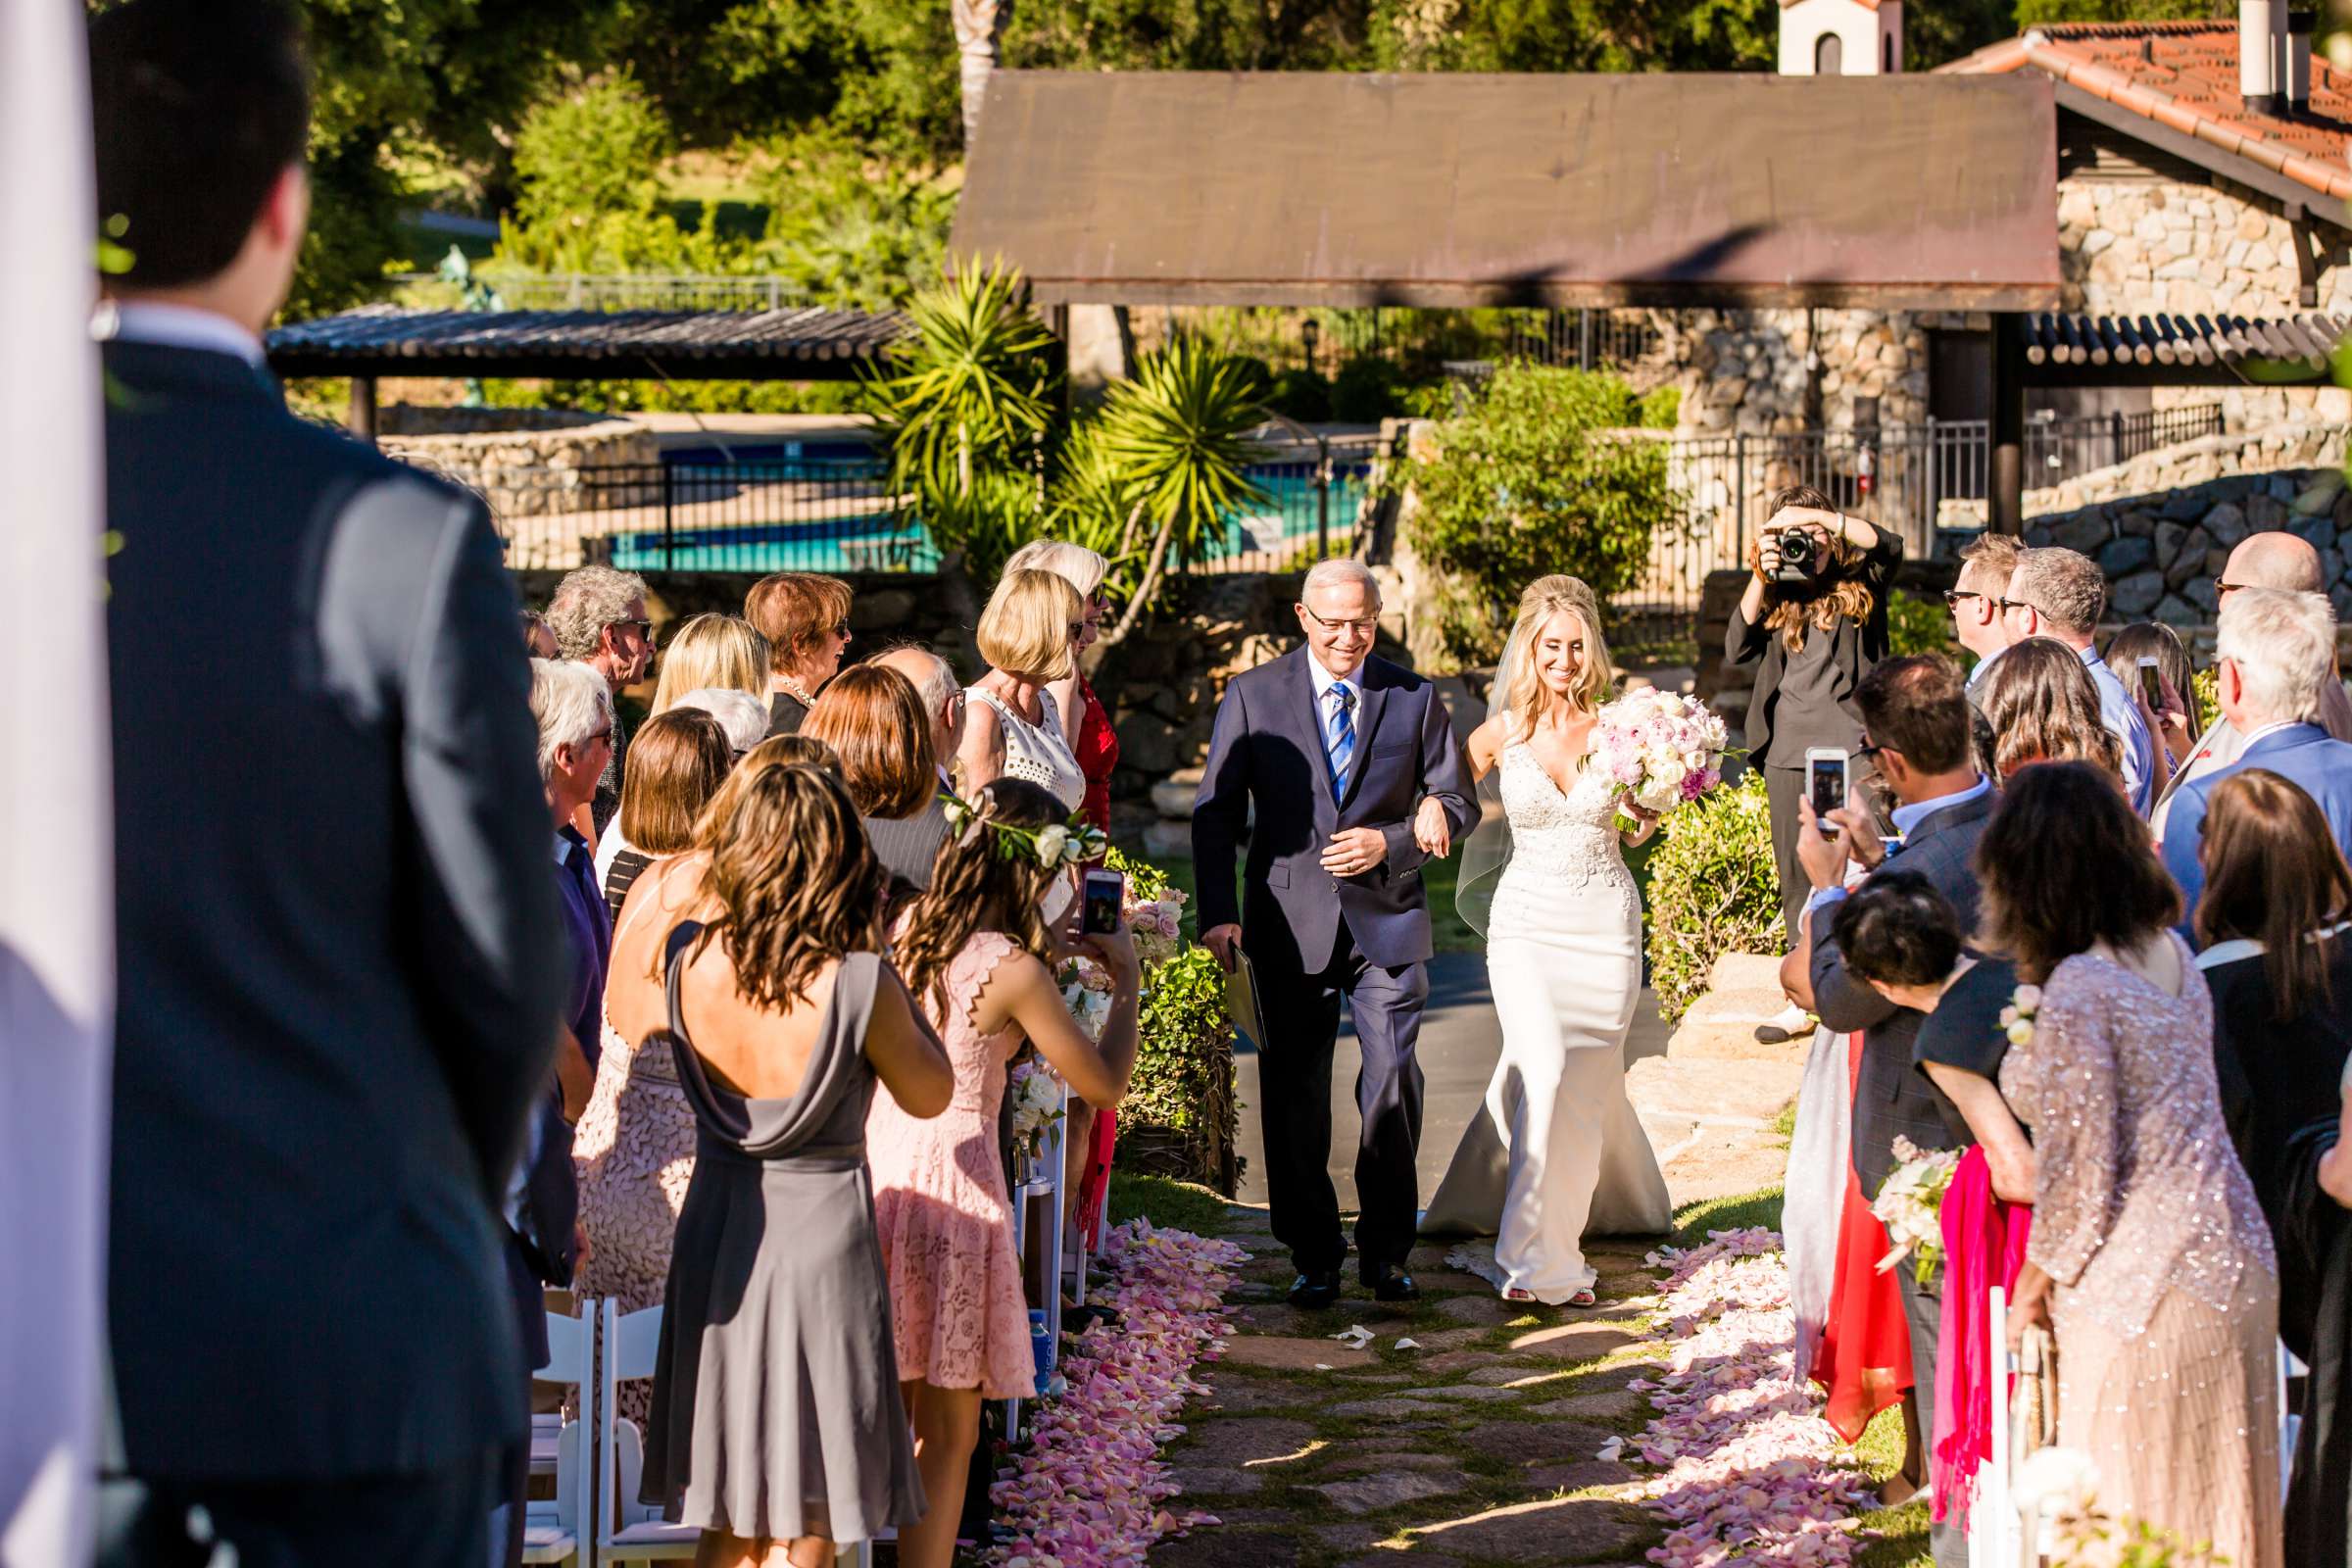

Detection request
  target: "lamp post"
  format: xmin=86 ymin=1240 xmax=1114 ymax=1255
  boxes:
xmin=1300 ymin=315 xmax=1320 ymax=376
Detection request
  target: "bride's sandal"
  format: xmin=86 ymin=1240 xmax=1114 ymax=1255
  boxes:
xmin=1500 ymin=1286 xmax=1538 ymax=1304
xmin=1566 ymin=1288 xmax=1598 ymax=1308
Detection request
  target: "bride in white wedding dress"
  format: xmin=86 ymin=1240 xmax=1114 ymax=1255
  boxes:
xmin=1415 ymin=576 xmax=1673 ymax=1305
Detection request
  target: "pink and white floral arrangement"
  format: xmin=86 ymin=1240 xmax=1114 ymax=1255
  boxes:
xmin=1588 ymin=688 xmax=1731 ymax=831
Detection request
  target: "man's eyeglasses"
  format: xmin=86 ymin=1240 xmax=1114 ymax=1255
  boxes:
xmin=2214 ymin=577 xmax=2248 ymax=599
xmin=1941 ymin=589 xmax=1984 ymax=612
xmin=1993 ymin=597 xmax=2037 ymax=616
xmin=1301 ymin=606 xmax=1380 ymax=635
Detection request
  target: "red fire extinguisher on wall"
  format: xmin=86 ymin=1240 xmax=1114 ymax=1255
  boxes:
xmin=1856 ymin=443 xmax=1876 ymax=499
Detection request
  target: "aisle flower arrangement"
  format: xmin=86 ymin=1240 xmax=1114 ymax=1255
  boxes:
xmin=1632 ymin=1228 xmax=1880 ymax=1566
xmin=988 ymin=1220 xmax=1245 ymax=1566
xmin=1870 ymin=1138 xmax=1962 ymax=1287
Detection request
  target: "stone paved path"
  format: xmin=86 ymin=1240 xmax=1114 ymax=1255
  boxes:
xmin=1146 ymin=1203 xmax=1681 ymax=1568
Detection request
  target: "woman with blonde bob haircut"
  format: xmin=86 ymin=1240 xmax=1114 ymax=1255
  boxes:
xmin=1416 ymin=573 xmax=1673 ymax=1305
xmin=956 ymin=567 xmax=1087 ymax=809
xmin=649 ymin=612 xmax=771 ymax=715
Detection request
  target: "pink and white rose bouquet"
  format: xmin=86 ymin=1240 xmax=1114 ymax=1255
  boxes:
xmin=1586 ymin=688 xmax=1730 ymax=828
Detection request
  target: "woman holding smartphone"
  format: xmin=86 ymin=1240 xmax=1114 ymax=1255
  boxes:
xmin=1727 ymin=484 xmax=1903 ymax=1040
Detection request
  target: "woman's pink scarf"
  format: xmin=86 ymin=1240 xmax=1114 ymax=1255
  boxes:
xmin=1932 ymin=1145 xmax=2033 ymax=1522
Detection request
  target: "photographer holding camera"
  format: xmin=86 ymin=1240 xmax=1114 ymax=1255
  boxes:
xmin=1727 ymin=485 xmax=1904 ymax=1039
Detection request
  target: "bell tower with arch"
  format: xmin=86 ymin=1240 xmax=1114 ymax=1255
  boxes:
xmin=1778 ymin=0 xmax=1902 ymax=76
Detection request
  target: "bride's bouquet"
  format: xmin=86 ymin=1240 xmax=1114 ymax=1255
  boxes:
xmin=1587 ymin=688 xmax=1730 ymax=831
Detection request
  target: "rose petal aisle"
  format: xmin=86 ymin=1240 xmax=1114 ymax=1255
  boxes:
xmin=988 ymin=1219 xmax=1246 ymax=1567
xmin=1632 ymin=1228 xmax=1881 ymax=1567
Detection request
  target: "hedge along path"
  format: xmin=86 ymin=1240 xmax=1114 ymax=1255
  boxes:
xmin=1145 ymin=1200 xmax=1678 ymax=1568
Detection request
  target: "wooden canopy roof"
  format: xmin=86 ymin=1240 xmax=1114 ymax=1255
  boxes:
xmin=2018 ymin=311 xmax=2349 ymax=386
xmin=953 ymin=71 xmax=2062 ymax=311
xmin=266 ymin=305 xmax=906 ymax=381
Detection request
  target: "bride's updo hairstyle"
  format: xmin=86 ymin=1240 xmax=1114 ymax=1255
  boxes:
xmin=895 ymin=778 xmax=1066 ymax=1012
xmin=1499 ymin=575 xmax=1612 ymax=737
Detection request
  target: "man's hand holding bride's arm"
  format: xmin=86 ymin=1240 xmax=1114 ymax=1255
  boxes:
xmin=1415 ymin=713 xmax=1502 ymax=858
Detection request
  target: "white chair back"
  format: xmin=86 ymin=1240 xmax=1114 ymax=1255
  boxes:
xmin=595 ymin=1300 xmax=699 ymax=1562
xmin=520 ymin=1306 xmax=590 ymax=1565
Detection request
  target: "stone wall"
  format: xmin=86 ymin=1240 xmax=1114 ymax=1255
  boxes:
xmin=2023 ymin=466 xmax=2352 ymax=625
xmin=385 ymin=409 xmax=662 ymax=517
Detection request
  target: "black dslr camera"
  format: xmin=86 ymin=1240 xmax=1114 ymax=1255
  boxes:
xmin=1771 ymin=526 xmax=1817 ymax=584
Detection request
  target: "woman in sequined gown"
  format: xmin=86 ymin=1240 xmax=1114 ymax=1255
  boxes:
xmin=1418 ymin=580 xmax=1672 ymax=1305
xmin=1980 ymin=762 xmax=2281 ymax=1566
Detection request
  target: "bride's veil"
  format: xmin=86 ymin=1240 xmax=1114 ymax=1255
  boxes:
xmin=1452 ymin=624 xmax=1525 ymax=941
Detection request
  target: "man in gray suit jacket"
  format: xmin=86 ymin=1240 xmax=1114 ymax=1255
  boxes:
xmin=90 ymin=6 xmax=564 ymax=1564
xmin=1797 ymin=654 xmax=1986 ymax=1568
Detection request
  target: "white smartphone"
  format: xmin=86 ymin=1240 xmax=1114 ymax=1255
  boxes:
xmin=1804 ymin=746 xmax=1850 ymax=822
xmin=2135 ymin=656 xmax=2164 ymax=712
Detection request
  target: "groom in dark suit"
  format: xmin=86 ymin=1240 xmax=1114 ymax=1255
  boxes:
xmin=91 ymin=5 xmax=564 ymax=1564
xmin=1194 ymin=561 xmax=1474 ymax=1306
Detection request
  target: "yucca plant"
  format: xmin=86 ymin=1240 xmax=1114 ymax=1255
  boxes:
xmin=1090 ymin=336 xmax=1271 ymax=651
xmin=860 ymin=258 xmax=1057 ymax=505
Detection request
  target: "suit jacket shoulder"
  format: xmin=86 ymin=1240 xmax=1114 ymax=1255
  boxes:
xmin=1364 ymin=652 xmax=1432 ymax=693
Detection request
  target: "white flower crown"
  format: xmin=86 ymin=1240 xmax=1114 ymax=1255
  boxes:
xmin=942 ymin=793 xmax=1107 ymax=870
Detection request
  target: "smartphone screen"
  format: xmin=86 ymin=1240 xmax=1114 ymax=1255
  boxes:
xmin=1081 ymin=869 xmax=1124 ymax=936
xmin=2137 ymin=658 xmax=2164 ymax=711
xmin=1807 ymin=753 xmax=1848 ymax=820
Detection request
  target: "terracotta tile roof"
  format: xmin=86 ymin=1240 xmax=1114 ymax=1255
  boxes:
xmin=1940 ymin=21 xmax=2352 ymax=203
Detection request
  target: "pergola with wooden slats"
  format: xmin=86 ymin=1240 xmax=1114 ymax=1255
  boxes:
xmin=2018 ymin=310 xmax=2349 ymax=385
xmin=264 ymin=304 xmax=907 ymax=438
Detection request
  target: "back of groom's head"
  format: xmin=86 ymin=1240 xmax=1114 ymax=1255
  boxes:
xmin=89 ymin=0 xmax=310 ymax=295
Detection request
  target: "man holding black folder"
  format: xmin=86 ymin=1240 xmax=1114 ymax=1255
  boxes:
xmin=1194 ymin=560 xmax=1474 ymax=1307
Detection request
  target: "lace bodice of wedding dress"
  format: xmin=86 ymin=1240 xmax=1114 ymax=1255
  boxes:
xmin=1489 ymin=740 xmax=1639 ymax=932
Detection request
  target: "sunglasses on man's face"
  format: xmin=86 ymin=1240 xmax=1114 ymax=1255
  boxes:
xmin=1941 ymin=589 xmax=1984 ymax=612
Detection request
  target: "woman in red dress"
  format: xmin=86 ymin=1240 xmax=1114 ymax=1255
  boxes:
xmin=1004 ymin=541 xmax=1122 ymax=1252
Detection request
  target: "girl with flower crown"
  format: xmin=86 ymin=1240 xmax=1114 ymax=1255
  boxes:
xmin=866 ymin=778 xmax=1141 ymax=1568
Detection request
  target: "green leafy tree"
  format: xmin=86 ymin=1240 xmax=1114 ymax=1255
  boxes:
xmin=859 ymin=259 xmax=1060 ymax=504
xmin=512 ymin=73 xmax=674 ymax=230
xmin=1396 ymin=363 xmax=1683 ymax=662
xmin=2013 ymin=0 xmax=2218 ymax=24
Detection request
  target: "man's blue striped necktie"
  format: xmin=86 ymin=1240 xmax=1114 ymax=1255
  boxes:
xmin=1327 ymin=684 xmax=1356 ymax=796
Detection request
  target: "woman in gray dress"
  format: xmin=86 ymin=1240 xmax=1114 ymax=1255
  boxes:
xmin=612 ymin=762 xmax=955 ymax=1568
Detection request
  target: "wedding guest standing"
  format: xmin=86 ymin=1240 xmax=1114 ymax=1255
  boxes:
xmin=1983 ymin=761 xmax=2281 ymax=1567
xmin=1994 ymin=548 xmax=2154 ymax=813
xmin=548 ymin=565 xmax=655 ymax=836
xmin=591 ymin=709 xmax=731 ymax=938
xmin=2154 ymin=529 xmax=2352 ymax=833
xmin=1004 ymin=541 xmax=1119 ymax=829
xmin=957 ymin=568 xmax=1088 ymax=811
xmin=2193 ymin=769 xmax=2352 ymax=1227
xmin=2106 ymin=621 xmax=2200 ymax=780
xmin=1949 ymin=531 xmax=2020 ymax=695
xmin=1976 ymin=638 xmax=2123 ymax=784
xmin=1726 ymin=484 xmax=1901 ymax=1044
xmin=869 ymin=647 xmax=962 ymax=890
xmin=524 ymin=610 xmax=560 ymax=661
xmin=806 ymin=664 xmax=949 ymax=906
xmin=745 ymin=570 xmax=854 ymax=737
xmin=876 ymin=780 xmax=1144 ymax=1568
xmin=665 ymin=686 xmax=771 ymax=760
xmin=648 ymin=612 xmax=769 ymax=716
xmin=1798 ymin=653 xmax=1986 ymax=1568
xmin=2162 ymin=587 xmax=2352 ymax=923
xmin=628 ymin=764 xmax=954 ymax=1568
xmin=91 ymin=5 xmax=564 ymax=1560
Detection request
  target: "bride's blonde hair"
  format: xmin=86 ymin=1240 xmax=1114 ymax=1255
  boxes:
xmin=1500 ymin=576 xmax=1612 ymax=737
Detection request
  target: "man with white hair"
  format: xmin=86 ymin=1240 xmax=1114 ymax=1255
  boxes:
xmin=875 ymin=644 xmax=962 ymax=785
xmin=547 ymin=564 xmax=653 ymax=834
xmin=2150 ymin=529 xmax=2352 ymax=836
xmin=1194 ymin=557 xmax=1474 ymax=1307
xmin=1997 ymin=546 xmax=2157 ymax=813
xmin=2160 ymin=587 xmax=2352 ymax=924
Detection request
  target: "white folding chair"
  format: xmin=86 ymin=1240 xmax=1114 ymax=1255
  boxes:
xmin=1005 ymin=1082 xmax=1069 ymax=1443
xmin=522 ymin=1305 xmax=590 ymax=1566
xmin=2280 ymin=1337 xmax=2306 ymax=1506
xmin=597 ymin=1299 xmax=873 ymax=1567
xmin=1968 ymin=1285 xmax=2020 ymax=1568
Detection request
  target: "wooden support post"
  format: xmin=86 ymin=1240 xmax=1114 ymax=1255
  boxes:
xmin=348 ymin=375 xmax=377 ymax=445
xmin=1990 ymin=314 xmax=2024 ymax=537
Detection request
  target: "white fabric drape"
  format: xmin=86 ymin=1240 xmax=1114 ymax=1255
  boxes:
xmin=0 ymin=4 xmax=114 ymax=1564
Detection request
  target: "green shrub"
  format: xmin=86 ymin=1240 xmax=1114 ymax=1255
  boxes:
xmin=1102 ymin=845 xmax=1240 ymax=1194
xmin=1645 ymin=771 xmax=1783 ymax=1024
xmin=1396 ymin=363 xmax=1684 ymax=662
xmin=1638 ymin=384 xmax=1682 ymax=429
xmin=1887 ymin=590 xmax=1967 ymax=665
xmin=512 ymin=74 xmax=676 ymax=233
xmin=1331 ymin=355 xmax=1412 ymax=421
xmin=1267 ymin=367 xmax=1335 ymax=423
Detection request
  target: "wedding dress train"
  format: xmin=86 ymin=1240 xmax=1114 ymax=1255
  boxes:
xmin=1422 ymin=735 xmax=1672 ymax=1299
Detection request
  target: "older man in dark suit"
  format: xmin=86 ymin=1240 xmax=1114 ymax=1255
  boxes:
xmin=90 ymin=5 xmax=564 ymax=1564
xmin=1798 ymin=653 xmax=1987 ymax=1568
xmin=1194 ymin=560 xmax=1474 ymax=1307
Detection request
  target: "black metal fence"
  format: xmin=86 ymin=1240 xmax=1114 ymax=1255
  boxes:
xmin=448 ymin=439 xmax=1390 ymax=575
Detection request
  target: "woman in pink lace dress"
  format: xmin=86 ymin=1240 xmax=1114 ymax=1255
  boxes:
xmin=1979 ymin=762 xmax=2281 ymax=1566
xmin=868 ymin=778 xmax=1144 ymax=1568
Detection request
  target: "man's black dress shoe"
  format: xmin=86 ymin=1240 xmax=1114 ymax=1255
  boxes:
xmin=1366 ymin=1263 xmax=1419 ymax=1301
xmin=1288 ymin=1269 xmax=1344 ymax=1308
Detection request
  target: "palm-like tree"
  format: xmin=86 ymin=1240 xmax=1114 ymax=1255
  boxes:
xmin=860 ymin=259 xmax=1056 ymax=506
xmin=953 ymin=0 xmax=1009 ymax=150
xmin=1089 ymin=335 xmax=1271 ymax=651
